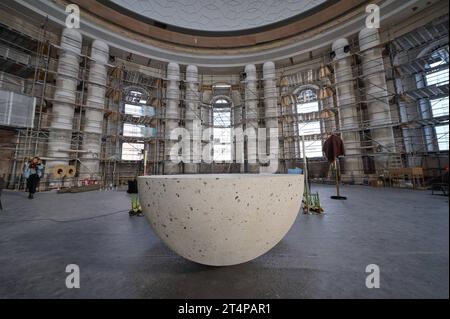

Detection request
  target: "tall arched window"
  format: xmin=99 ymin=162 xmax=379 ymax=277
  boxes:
xmin=425 ymin=46 xmax=449 ymax=87
xmin=425 ymin=46 xmax=449 ymax=151
xmin=295 ymin=88 xmax=323 ymax=158
xmin=121 ymin=87 xmax=155 ymax=160
xmin=297 ymin=89 xmax=319 ymax=113
xmin=212 ymin=96 xmax=232 ymax=161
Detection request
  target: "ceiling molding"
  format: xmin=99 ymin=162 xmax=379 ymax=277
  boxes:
xmin=12 ymin=0 xmax=427 ymax=67
xmin=71 ymin=0 xmax=366 ymax=49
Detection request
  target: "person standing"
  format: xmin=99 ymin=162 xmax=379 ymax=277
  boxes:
xmin=24 ymin=157 xmax=44 ymax=199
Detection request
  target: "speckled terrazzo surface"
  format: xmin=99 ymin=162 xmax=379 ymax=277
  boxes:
xmin=138 ymin=174 xmax=304 ymax=266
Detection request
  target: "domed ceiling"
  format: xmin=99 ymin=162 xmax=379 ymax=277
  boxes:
xmin=108 ymin=0 xmax=329 ymax=33
xmin=11 ymin=0 xmax=429 ymax=66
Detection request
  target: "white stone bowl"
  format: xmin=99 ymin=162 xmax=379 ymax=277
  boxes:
xmin=138 ymin=174 xmax=304 ymax=266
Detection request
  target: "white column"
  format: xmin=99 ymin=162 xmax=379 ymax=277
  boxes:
xmin=244 ymin=64 xmax=259 ymax=173
xmin=261 ymin=61 xmax=279 ymax=173
xmin=201 ymin=90 xmax=212 ymax=172
xmin=47 ymin=28 xmax=82 ymax=173
xmin=164 ymin=62 xmax=180 ymax=174
xmin=415 ymin=74 xmax=438 ymax=152
xmin=231 ymin=89 xmax=244 ymax=172
xmin=419 ymin=99 xmax=438 ymax=152
xmin=280 ymin=80 xmax=294 ymax=168
xmin=79 ymin=40 xmax=109 ymax=180
xmin=332 ymin=38 xmax=364 ymax=182
xmin=396 ymin=71 xmax=423 ymax=166
xmin=185 ymin=65 xmax=200 ymax=173
xmin=359 ymin=28 xmax=396 ymax=170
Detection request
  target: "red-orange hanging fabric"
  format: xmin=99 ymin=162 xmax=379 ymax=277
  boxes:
xmin=323 ymin=134 xmax=345 ymax=163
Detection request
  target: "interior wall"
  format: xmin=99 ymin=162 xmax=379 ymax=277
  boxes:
xmin=0 ymin=1 xmax=447 ymax=189
xmin=0 ymin=129 xmax=17 ymax=184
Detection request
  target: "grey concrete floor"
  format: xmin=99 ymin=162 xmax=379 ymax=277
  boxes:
xmin=0 ymin=184 xmax=448 ymax=299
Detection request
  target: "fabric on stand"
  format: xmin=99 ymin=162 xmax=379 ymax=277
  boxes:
xmin=323 ymin=134 xmax=345 ymax=163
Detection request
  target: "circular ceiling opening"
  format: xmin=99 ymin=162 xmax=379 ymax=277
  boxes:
xmin=107 ymin=0 xmax=332 ymax=33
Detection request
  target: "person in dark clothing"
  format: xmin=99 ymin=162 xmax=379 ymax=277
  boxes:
xmin=23 ymin=157 xmax=45 ymax=199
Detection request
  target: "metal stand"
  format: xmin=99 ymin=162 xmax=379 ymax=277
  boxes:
xmin=331 ymin=158 xmax=347 ymax=200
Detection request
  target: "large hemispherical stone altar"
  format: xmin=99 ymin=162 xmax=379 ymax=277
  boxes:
xmin=138 ymin=174 xmax=304 ymax=266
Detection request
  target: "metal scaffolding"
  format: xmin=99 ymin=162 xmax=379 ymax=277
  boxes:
xmin=0 ymin=3 xmax=448 ymax=190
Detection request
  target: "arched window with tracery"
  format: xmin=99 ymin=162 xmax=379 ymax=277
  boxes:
xmin=211 ymin=96 xmax=232 ymax=161
xmin=426 ymin=46 xmax=449 ymax=151
xmin=416 ymin=45 xmax=449 ymax=151
xmin=295 ymin=87 xmax=323 ymax=158
xmin=121 ymin=87 xmax=155 ymax=160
